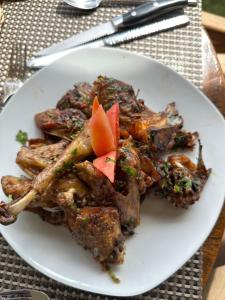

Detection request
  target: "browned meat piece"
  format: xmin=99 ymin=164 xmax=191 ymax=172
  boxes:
xmin=16 ymin=140 xmax=69 ymax=177
xmin=117 ymin=139 xmax=156 ymax=196
xmin=68 ymin=206 xmax=125 ymax=265
xmin=92 ymin=76 xmax=144 ymax=114
xmin=157 ymin=142 xmax=211 ymax=208
xmin=1 ymin=173 xmax=88 ymax=225
xmin=76 ymin=160 xmax=141 ymax=235
xmin=1 ymin=176 xmax=32 ymax=200
xmin=35 ymin=108 xmax=87 ymax=139
xmin=75 ymin=161 xmax=115 ymax=207
xmin=130 ymin=103 xmax=199 ymax=152
xmin=57 ymin=82 xmax=92 ymax=117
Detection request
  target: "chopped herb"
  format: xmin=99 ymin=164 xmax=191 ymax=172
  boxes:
xmin=107 ymin=268 xmax=120 ymax=284
xmin=73 ymin=119 xmax=84 ymax=129
xmin=71 ymin=148 xmax=77 ymax=156
xmin=121 ymin=163 xmax=137 ymax=177
xmin=179 ymin=177 xmax=192 ymax=190
xmin=7 ymin=194 xmax=13 ymax=203
xmin=162 ymin=162 xmax=170 ymax=174
xmin=174 ymin=184 xmax=181 ymax=193
xmin=82 ymin=217 xmax=89 ymax=224
xmin=16 ymin=130 xmax=28 ymax=146
xmin=53 ymin=167 xmax=62 ymax=176
xmin=105 ymin=157 xmax=116 ymax=163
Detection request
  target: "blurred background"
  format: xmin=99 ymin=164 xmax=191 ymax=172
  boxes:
xmin=203 ymin=0 xmax=225 ymax=17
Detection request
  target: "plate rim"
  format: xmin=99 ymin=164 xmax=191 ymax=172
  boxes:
xmin=0 ymin=46 xmax=225 ymax=297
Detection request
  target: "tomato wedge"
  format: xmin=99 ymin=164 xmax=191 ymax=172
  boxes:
xmin=92 ymin=96 xmax=100 ymax=115
xmin=89 ymin=105 xmax=116 ymax=157
xmin=93 ymin=151 xmax=117 ymax=183
xmin=106 ymin=103 xmax=120 ymax=146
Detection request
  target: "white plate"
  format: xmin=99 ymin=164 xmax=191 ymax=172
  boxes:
xmin=0 ymin=48 xmax=225 ymax=297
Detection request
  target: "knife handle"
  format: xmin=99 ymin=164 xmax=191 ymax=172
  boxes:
xmin=119 ymin=0 xmax=189 ymax=28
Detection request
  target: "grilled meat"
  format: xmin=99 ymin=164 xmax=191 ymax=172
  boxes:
xmin=1 ymin=176 xmax=32 ymax=200
xmin=68 ymin=206 xmax=125 ymax=265
xmin=16 ymin=140 xmax=69 ymax=177
xmin=57 ymin=82 xmax=92 ymax=117
xmin=35 ymin=108 xmax=87 ymax=139
xmin=76 ymin=160 xmax=141 ymax=235
xmin=158 ymin=143 xmax=211 ymax=208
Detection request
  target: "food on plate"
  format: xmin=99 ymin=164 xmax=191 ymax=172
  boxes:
xmin=0 ymin=76 xmax=211 ymax=275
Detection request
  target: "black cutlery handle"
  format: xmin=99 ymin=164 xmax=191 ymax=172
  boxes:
xmin=120 ymin=0 xmax=188 ymax=28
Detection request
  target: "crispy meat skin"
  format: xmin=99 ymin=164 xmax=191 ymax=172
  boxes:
xmin=57 ymin=82 xmax=92 ymax=117
xmin=76 ymin=160 xmax=140 ymax=234
xmin=35 ymin=108 xmax=87 ymax=139
xmin=158 ymin=143 xmax=210 ymax=208
xmin=16 ymin=140 xmax=68 ymax=177
xmin=68 ymin=207 xmax=124 ymax=264
xmin=1 ymin=176 xmax=32 ymax=199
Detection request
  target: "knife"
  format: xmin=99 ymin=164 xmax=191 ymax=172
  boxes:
xmin=28 ymin=11 xmax=189 ymax=69
xmin=34 ymin=0 xmax=197 ymax=57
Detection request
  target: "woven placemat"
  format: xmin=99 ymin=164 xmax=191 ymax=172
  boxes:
xmin=0 ymin=0 xmax=202 ymax=299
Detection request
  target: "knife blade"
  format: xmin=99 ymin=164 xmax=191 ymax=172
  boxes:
xmin=28 ymin=11 xmax=189 ymax=69
xmin=35 ymin=0 xmax=196 ymax=57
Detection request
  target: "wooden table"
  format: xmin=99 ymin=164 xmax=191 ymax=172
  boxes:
xmin=202 ymin=28 xmax=225 ymax=287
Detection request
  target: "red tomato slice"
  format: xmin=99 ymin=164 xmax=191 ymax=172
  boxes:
xmin=92 ymin=96 xmax=100 ymax=115
xmin=89 ymin=105 xmax=116 ymax=157
xmin=106 ymin=103 xmax=120 ymax=146
xmin=93 ymin=151 xmax=117 ymax=183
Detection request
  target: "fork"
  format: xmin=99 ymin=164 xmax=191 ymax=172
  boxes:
xmin=1 ymin=43 xmax=27 ymax=107
xmin=0 ymin=289 xmax=50 ymax=300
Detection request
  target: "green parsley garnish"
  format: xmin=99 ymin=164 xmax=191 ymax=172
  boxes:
xmin=71 ymin=148 xmax=77 ymax=156
xmin=174 ymin=184 xmax=181 ymax=193
xmin=105 ymin=157 xmax=116 ymax=163
xmin=6 ymin=194 xmax=13 ymax=203
xmin=16 ymin=130 xmax=28 ymax=146
xmin=179 ymin=177 xmax=192 ymax=190
xmin=82 ymin=217 xmax=89 ymax=224
xmin=121 ymin=163 xmax=137 ymax=177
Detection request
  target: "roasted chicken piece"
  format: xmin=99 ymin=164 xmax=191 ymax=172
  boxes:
xmin=57 ymin=82 xmax=92 ymax=117
xmin=35 ymin=108 xmax=87 ymax=140
xmin=1 ymin=173 xmax=88 ymax=225
xmin=1 ymin=176 xmax=32 ymax=200
xmin=91 ymin=76 xmax=144 ymax=116
xmin=0 ymin=123 xmax=92 ymax=224
xmin=130 ymin=102 xmax=198 ymax=152
xmin=68 ymin=206 xmax=125 ymax=265
xmin=76 ymin=160 xmax=141 ymax=235
xmin=157 ymin=143 xmax=211 ymax=208
xmin=16 ymin=140 xmax=69 ymax=177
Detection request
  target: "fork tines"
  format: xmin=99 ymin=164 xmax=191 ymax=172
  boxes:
xmin=8 ymin=43 xmax=27 ymax=80
xmin=0 ymin=289 xmax=32 ymax=300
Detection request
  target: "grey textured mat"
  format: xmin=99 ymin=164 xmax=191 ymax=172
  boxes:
xmin=0 ymin=0 xmax=202 ymax=299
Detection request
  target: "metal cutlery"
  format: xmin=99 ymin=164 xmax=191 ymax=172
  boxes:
xmin=64 ymin=0 xmax=102 ymax=10
xmin=1 ymin=43 xmax=27 ymax=108
xmin=0 ymin=289 xmax=50 ymax=300
xmin=28 ymin=10 xmax=189 ymax=69
xmin=35 ymin=0 xmax=197 ymax=57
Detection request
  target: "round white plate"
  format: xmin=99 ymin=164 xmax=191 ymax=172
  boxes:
xmin=0 ymin=48 xmax=225 ymax=297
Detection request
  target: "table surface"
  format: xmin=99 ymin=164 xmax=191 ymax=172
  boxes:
xmin=202 ymin=28 xmax=225 ymax=288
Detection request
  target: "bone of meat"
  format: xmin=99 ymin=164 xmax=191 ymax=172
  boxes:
xmin=0 ymin=124 xmax=92 ymax=224
xmin=68 ymin=206 xmax=125 ymax=265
